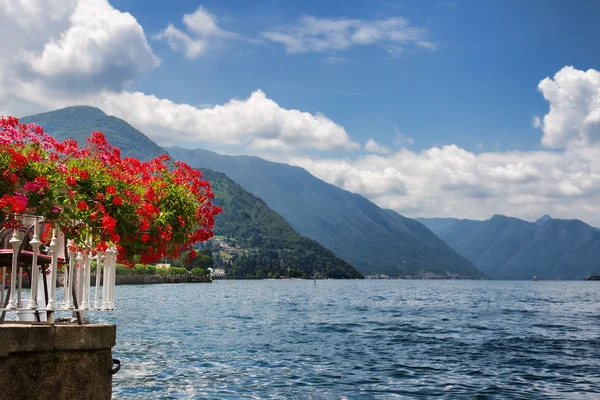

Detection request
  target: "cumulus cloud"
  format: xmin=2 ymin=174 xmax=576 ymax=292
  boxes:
xmin=536 ymin=66 xmax=600 ymax=149
xmin=0 ymin=0 xmax=357 ymax=152
xmin=262 ymin=16 xmax=435 ymax=56
xmin=21 ymin=0 xmax=158 ymax=92
xmin=87 ymin=90 xmax=360 ymax=151
xmin=155 ymin=6 xmax=235 ymax=59
xmin=365 ymin=139 xmax=391 ymax=154
xmin=290 ymin=144 xmax=600 ymax=224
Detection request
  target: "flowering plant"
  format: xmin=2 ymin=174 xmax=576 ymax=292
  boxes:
xmin=0 ymin=116 xmax=222 ymax=265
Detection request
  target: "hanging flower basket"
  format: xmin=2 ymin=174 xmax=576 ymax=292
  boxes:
xmin=0 ymin=116 xmax=222 ymax=265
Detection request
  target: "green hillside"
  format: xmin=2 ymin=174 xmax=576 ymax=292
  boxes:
xmin=201 ymin=169 xmax=362 ymax=279
xmin=20 ymin=106 xmax=165 ymax=161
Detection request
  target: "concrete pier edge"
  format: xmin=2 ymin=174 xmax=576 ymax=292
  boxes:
xmin=0 ymin=323 xmax=117 ymax=400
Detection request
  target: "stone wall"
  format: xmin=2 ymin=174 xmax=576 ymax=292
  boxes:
xmin=0 ymin=323 xmax=116 ymax=400
xmin=115 ymin=274 xmax=211 ymax=285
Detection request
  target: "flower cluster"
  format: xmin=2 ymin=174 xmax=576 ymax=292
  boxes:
xmin=0 ymin=116 xmax=222 ymax=265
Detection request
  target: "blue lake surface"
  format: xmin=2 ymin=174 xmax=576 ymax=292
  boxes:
xmin=96 ymin=280 xmax=600 ymax=399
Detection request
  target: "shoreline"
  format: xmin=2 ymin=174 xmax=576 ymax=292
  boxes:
xmin=17 ymin=274 xmax=213 ymax=288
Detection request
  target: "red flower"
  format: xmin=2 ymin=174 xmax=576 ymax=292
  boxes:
xmin=77 ymin=201 xmax=88 ymax=211
xmin=106 ymin=185 xmax=116 ymax=195
xmin=140 ymin=219 xmax=150 ymax=231
xmin=66 ymin=176 xmax=77 ymax=186
xmin=112 ymin=195 xmax=123 ymax=206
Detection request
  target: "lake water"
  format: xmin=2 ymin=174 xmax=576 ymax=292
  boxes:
xmin=94 ymin=280 xmax=600 ymax=399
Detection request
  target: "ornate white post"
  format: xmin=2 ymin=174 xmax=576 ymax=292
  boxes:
xmin=7 ymin=227 xmax=22 ymax=310
xmin=63 ymin=243 xmax=75 ymax=310
xmin=75 ymin=252 xmax=84 ymax=309
xmin=17 ymin=266 xmax=23 ymax=308
xmin=101 ymin=250 xmax=110 ymax=310
xmin=27 ymin=217 xmax=41 ymax=310
xmin=81 ymin=247 xmax=92 ymax=310
xmin=93 ymin=252 xmax=103 ymax=310
xmin=108 ymin=248 xmax=116 ymax=310
xmin=46 ymin=226 xmax=59 ymax=314
xmin=101 ymin=248 xmax=116 ymax=310
xmin=1 ymin=266 xmax=5 ymax=307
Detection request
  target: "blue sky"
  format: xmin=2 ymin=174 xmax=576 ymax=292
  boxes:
xmin=1 ymin=0 xmax=600 ymax=223
xmin=114 ymin=0 xmax=600 ymax=153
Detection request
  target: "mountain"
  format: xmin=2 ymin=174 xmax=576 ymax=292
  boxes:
xmin=415 ymin=217 xmax=482 ymax=248
xmin=20 ymin=106 xmax=165 ymax=161
xmin=167 ymin=147 xmax=485 ymax=278
xmin=534 ymin=215 xmax=552 ymax=227
xmin=21 ymin=107 xmax=361 ymax=279
xmin=201 ymin=168 xmax=362 ymax=279
xmin=418 ymin=215 xmax=600 ymax=280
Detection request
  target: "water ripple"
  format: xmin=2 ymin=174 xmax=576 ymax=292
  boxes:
xmin=93 ymin=280 xmax=600 ymax=399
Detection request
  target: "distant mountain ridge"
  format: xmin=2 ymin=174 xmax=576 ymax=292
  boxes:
xmin=202 ymin=168 xmax=362 ymax=278
xmin=167 ymin=146 xmax=485 ymax=278
xmin=417 ymin=215 xmax=600 ymax=279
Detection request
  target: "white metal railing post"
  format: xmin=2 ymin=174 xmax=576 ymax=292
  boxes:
xmin=75 ymin=252 xmax=84 ymax=308
xmin=46 ymin=226 xmax=59 ymax=315
xmin=109 ymin=247 xmax=116 ymax=310
xmin=1 ymin=267 xmax=5 ymax=306
xmin=7 ymin=227 xmax=22 ymax=309
xmin=17 ymin=265 xmax=23 ymax=308
xmin=93 ymin=252 xmax=103 ymax=310
xmin=63 ymin=242 xmax=75 ymax=310
xmin=94 ymin=251 xmax=102 ymax=310
xmin=103 ymin=249 xmax=113 ymax=310
xmin=27 ymin=217 xmax=41 ymax=310
xmin=81 ymin=242 xmax=92 ymax=310
xmin=101 ymin=249 xmax=109 ymax=310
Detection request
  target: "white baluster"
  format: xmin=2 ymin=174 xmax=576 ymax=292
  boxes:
xmin=75 ymin=252 xmax=83 ymax=309
xmin=81 ymin=245 xmax=91 ymax=310
xmin=101 ymin=250 xmax=109 ymax=310
xmin=46 ymin=226 xmax=58 ymax=313
xmin=108 ymin=248 xmax=116 ymax=310
xmin=7 ymin=228 xmax=22 ymax=310
xmin=103 ymin=249 xmax=112 ymax=310
xmin=63 ymin=243 xmax=75 ymax=310
xmin=61 ymin=243 xmax=70 ymax=310
xmin=17 ymin=266 xmax=23 ymax=308
xmin=103 ymin=248 xmax=115 ymax=310
xmin=94 ymin=252 xmax=103 ymax=310
xmin=1 ymin=266 xmax=5 ymax=308
xmin=27 ymin=218 xmax=41 ymax=310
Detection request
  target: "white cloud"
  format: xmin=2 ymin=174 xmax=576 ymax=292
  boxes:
xmin=155 ymin=6 xmax=235 ymax=59
xmin=365 ymin=139 xmax=391 ymax=154
xmin=262 ymin=16 xmax=435 ymax=56
xmin=21 ymin=0 xmax=158 ymax=92
xmin=0 ymin=0 xmax=357 ymax=152
xmin=323 ymin=56 xmax=348 ymax=64
xmin=290 ymin=144 xmax=600 ymax=224
xmin=393 ymin=126 xmax=414 ymax=146
xmin=88 ymin=90 xmax=360 ymax=151
xmin=536 ymin=66 xmax=600 ymax=149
